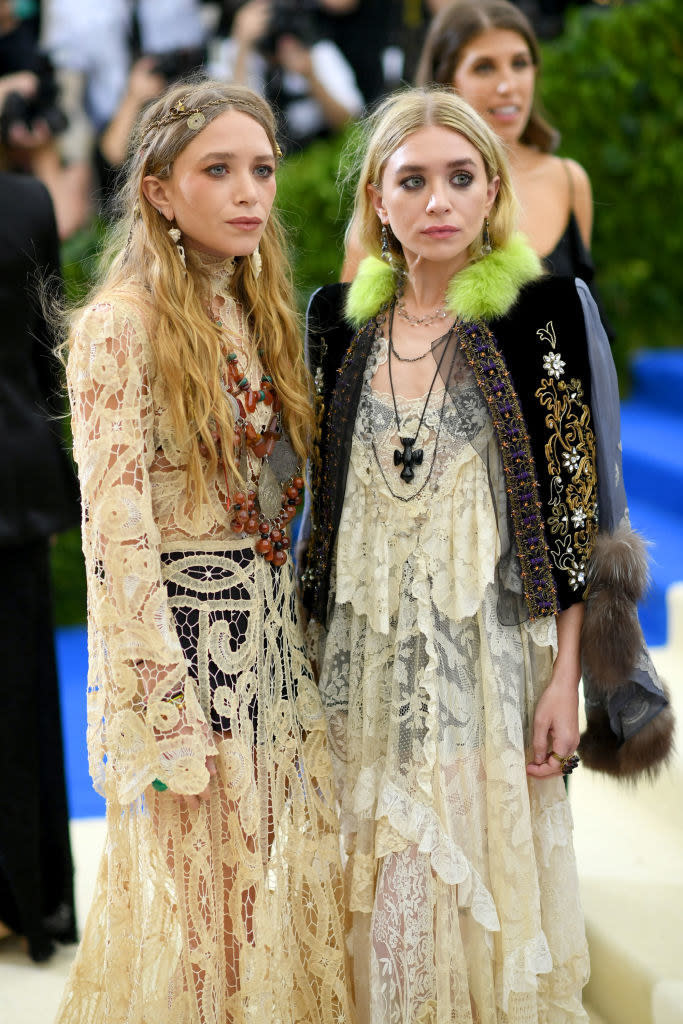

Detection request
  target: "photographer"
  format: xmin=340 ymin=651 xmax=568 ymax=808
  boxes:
xmin=96 ymin=46 xmax=207 ymax=210
xmin=209 ymin=0 xmax=363 ymax=152
xmin=0 ymin=3 xmax=90 ymax=238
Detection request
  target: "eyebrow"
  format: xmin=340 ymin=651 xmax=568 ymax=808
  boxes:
xmin=394 ymin=158 xmax=478 ymax=174
xmin=200 ymin=151 xmax=275 ymax=162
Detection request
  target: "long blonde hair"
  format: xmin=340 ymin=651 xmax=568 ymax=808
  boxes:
xmin=349 ymin=87 xmax=518 ymax=269
xmin=68 ymin=80 xmax=313 ymax=505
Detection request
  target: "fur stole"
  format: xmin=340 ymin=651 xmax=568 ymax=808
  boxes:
xmin=345 ymin=233 xmax=542 ymax=328
xmin=580 ymin=523 xmax=675 ymax=779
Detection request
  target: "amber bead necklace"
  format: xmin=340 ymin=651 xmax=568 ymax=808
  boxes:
xmin=211 ymin=308 xmax=304 ymax=566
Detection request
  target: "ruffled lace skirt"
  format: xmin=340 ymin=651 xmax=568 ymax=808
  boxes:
xmin=317 ymin=392 xmax=590 ymax=1024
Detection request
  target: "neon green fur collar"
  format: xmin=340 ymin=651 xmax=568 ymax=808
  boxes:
xmin=345 ymin=233 xmax=542 ymax=328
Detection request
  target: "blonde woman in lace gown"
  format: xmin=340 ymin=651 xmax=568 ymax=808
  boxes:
xmin=55 ymin=81 xmax=352 ymax=1024
xmin=302 ymin=89 xmax=674 ymax=1024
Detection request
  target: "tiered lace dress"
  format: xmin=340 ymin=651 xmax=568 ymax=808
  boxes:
xmin=56 ymin=268 xmax=352 ymax=1024
xmin=316 ymin=330 xmax=589 ymax=1024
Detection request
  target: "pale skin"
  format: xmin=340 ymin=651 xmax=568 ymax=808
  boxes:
xmin=369 ymin=124 xmax=581 ymax=779
xmin=142 ymin=109 xmax=278 ymax=808
xmin=342 ymin=26 xmax=593 ymax=280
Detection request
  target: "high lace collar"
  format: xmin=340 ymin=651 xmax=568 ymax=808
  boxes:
xmin=187 ymin=248 xmax=237 ymax=289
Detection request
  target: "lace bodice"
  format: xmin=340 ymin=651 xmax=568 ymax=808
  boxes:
xmin=66 ymin=272 xmax=274 ymax=802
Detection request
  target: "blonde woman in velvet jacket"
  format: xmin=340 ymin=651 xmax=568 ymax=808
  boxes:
xmin=301 ymin=87 xmax=672 ymax=1024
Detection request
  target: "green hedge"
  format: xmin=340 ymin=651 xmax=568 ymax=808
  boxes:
xmin=540 ymin=0 xmax=683 ymax=385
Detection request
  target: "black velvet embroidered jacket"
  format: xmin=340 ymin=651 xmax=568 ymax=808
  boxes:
xmin=301 ymin=275 xmax=598 ymax=627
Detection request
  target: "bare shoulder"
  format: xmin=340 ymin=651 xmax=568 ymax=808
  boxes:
xmin=561 ymin=157 xmax=593 ymax=245
xmin=562 ymin=158 xmax=593 ymax=201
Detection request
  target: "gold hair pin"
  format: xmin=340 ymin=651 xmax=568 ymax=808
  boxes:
xmin=141 ymin=98 xmax=283 ymax=157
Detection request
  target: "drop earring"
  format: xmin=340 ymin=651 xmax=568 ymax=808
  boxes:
xmin=168 ymin=224 xmax=186 ymax=271
xmin=381 ymin=224 xmax=395 ymax=267
xmin=250 ymin=245 xmax=262 ymax=279
xmin=481 ymin=217 xmax=492 ymax=255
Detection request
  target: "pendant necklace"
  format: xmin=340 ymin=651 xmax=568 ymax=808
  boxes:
xmin=386 ymin=301 xmax=454 ymax=484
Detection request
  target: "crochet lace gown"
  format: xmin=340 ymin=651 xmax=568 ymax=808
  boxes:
xmin=56 ymin=273 xmax=351 ymax=1024
xmin=315 ymin=331 xmax=589 ymax=1024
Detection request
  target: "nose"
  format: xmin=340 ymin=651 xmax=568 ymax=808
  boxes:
xmin=426 ymin=183 xmax=451 ymax=215
xmin=496 ymin=74 xmax=512 ymax=95
xmin=234 ymin=170 xmax=258 ymax=205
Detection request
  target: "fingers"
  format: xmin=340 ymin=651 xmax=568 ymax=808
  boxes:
xmin=531 ymin=711 xmax=550 ymax=766
xmin=526 ymin=759 xmax=562 ymax=779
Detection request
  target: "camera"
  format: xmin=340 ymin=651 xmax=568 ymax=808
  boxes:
xmin=151 ymin=46 xmax=207 ymax=84
xmin=0 ymin=54 xmax=68 ymax=148
xmin=256 ymin=0 xmax=319 ymax=57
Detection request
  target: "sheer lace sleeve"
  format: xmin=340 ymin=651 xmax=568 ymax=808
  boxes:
xmin=68 ymin=299 xmax=216 ymax=804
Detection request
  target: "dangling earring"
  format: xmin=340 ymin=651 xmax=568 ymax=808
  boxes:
xmin=168 ymin=225 xmax=186 ymax=270
xmin=250 ymin=245 xmax=262 ymax=279
xmin=481 ymin=217 xmax=492 ymax=255
xmin=381 ymin=224 xmax=394 ymax=266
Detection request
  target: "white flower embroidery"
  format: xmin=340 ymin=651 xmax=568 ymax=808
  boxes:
xmin=562 ymin=447 xmax=580 ymax=473
xmin=571 ymin=506 xmax=587 ymax=528
xmin=568 ymin=564 xmax=586 ymax=589
xmin=543 ymin=351 xmax=566 ymax=378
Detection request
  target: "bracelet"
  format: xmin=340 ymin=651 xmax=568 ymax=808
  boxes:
xmin=152 ymin=778 xmax=168 ymax=792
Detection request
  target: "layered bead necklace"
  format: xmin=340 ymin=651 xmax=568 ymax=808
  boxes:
xmin=210 ymin=304 xmax=304 ymax=567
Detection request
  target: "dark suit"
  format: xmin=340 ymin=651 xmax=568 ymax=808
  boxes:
xmin=0 ymin=172 xmax=79 ymax=961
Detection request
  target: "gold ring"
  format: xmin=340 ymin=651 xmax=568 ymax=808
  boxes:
xmin=549 ymin=751 xmax=580 ymax=775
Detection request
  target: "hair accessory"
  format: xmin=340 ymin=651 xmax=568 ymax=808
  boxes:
xmin=250 ymin=245 xmax=262 ymax=279
xmin=549 ymin=750 xmax=580 ymax=775
xmin=481 ymin=217 xmax=492 ymax=255
xmin=168 ymin=225 xmax=186 ymax=270
xmin=142 ymin=98 xmax=225 ymax=139
xmin=141 ymin=97 xmax=285 ymax=160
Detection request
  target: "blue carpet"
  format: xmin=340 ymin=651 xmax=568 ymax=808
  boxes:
xmin=55 ymin=625 xmax=105 ymax=818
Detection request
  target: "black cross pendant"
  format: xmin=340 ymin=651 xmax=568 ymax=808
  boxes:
xmin=394 ymin=436 xmax=423 ymax=482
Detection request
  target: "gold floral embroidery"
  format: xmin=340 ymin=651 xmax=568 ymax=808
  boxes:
xmin=535 ymin=321 xmax=598 ymax=591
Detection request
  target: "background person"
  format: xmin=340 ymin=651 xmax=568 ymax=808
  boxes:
xmin=208 ymin=0 xmax=363 ymax=153
xmin=0 ymin=169 xmax=80 ymax=962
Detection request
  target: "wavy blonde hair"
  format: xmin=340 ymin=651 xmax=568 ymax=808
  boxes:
xmin=349 ymin=87 xmax=518 ymax=269
xmin=67 ymin=79 xmax=313 ymax=505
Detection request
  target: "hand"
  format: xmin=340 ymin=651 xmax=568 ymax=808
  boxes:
xmin=6 ymin=117 xmax=51 ymax=150
xmin=276 ymin=36 xmax=314 ymax=77
xmin=233 ymin=0 xmax=271 ymax=48
xmin=526 ymin=669 xmax=580 ymax=779
xmin=127 ymin=57 xmax=166 ymax=105
xmin=0 ymin=70 xmax=38 ymax=106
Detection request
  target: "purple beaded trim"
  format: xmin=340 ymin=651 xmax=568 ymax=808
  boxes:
xmin=303 ymin=319 xmax=375 ymax=616
xmin=460 ymin=321 xmax=558 ymax=620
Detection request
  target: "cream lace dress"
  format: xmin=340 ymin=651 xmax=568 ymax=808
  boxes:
xmin=56 ymin=267 xmax=352 ymax=1024
xmin=315 ymin=331 xmax=589 ymax=1024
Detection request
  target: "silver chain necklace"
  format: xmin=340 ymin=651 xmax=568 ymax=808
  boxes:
xmin=396 ymin=296 xmax=449 ymax=327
